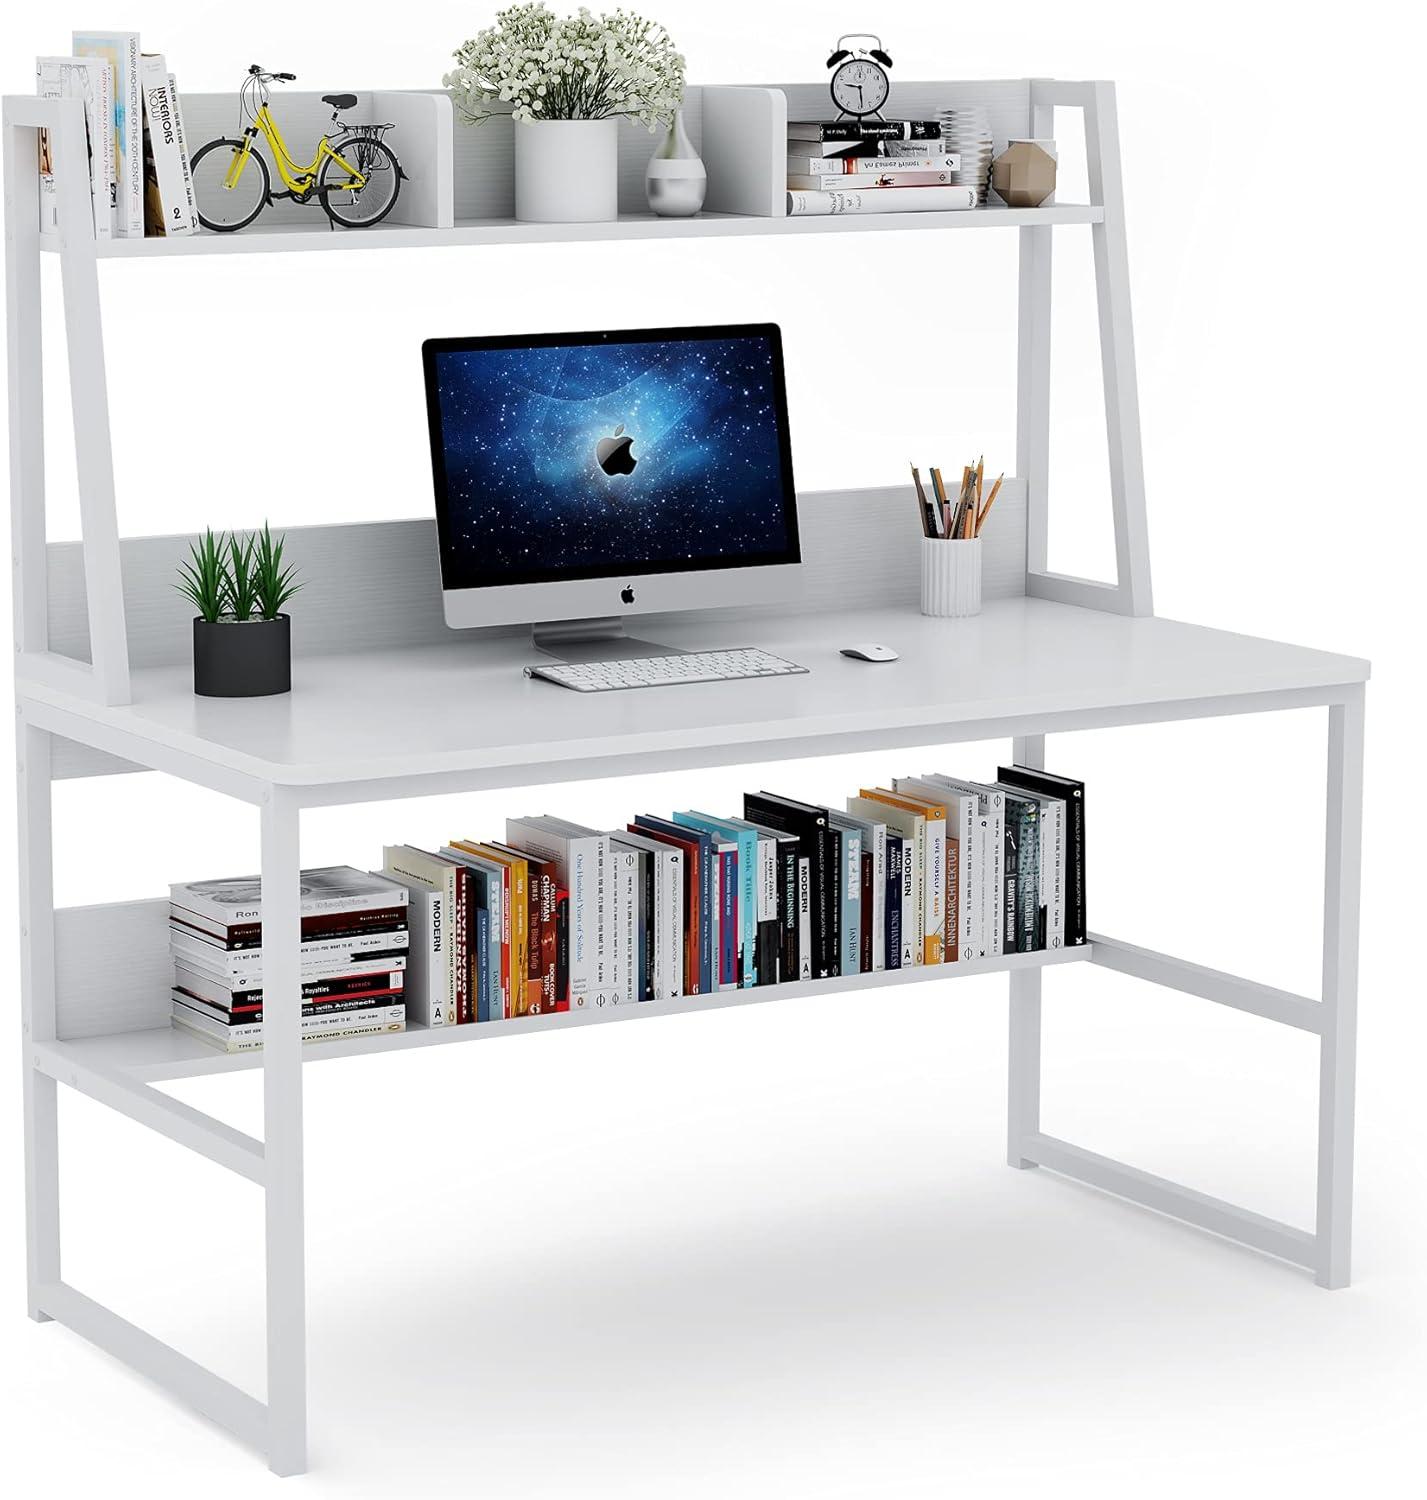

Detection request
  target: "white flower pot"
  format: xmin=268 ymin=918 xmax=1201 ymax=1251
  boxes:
xmin=514 ymin=118 xmax=619 ymax=223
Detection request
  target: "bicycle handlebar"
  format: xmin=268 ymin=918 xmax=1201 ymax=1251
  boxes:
xmin=247 ymin=65 xmax=297 ymax=81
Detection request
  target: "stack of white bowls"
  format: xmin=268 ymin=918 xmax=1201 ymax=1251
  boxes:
xmin=937 ymin=106 xmax=995 ymax=205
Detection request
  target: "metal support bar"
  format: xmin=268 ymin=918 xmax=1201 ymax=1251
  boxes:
xmin=1088 ymin=934 xmax=1324 ymax=1033
xmin=1023 ymin=1132 xmax=1318 ymax=1270
xmin=34 ymin=1280 xmax=267 ymax=1453
xmin=32 ymin=1041 xmax=265 ymax=1184
xmin=1007 ymin=733 xmax=1045 ymax=1169
xmin=1016 ymin=89 xmax=1054 ymax=578
xmin=262 ymin=788 xmax=308 ymax=1476
xmin=1316 ymin=688 xmax=1364 ymax=1288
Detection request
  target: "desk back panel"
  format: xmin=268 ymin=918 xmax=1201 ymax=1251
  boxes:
xmin=44 ymin=480 xmax=1026 ymax=779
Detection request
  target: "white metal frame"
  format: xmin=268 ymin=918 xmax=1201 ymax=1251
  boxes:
xmin=6 ymin=78 xmax=1366 ymax=1476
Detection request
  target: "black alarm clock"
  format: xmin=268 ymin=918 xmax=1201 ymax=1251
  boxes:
xmin=825 ymin=33 xmax=893 ymax=120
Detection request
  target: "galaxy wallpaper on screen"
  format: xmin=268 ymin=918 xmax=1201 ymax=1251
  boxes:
xmin=431 ymin=335 xmax=797 ymax=586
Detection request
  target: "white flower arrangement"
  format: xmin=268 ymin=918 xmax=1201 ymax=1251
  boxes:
xmin=444 ymin=3 xmax=686 ymax=131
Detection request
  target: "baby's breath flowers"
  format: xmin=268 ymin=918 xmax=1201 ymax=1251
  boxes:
xmin=445 ymin=3 xmax=685 ymax=130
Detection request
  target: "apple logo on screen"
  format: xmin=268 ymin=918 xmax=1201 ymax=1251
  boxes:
xmin=596 ymin=423 xmax=638 ymax=476
xmin=620 ymin=585 xmax=635 ymax=605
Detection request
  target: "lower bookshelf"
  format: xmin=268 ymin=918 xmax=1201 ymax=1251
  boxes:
xmin=45 ymin=939 xmax=1090 ymax=1084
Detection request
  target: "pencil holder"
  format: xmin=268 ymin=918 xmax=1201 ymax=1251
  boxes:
xmin=920 ymin=537 xmax=982 ymax=618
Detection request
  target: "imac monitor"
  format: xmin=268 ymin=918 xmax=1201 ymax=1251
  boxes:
xmin=422 ymin=324 xmax=801 ymax=639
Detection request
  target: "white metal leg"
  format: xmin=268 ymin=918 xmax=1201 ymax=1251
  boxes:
xmin=1316 ymin=687 xmax=1364 ymax=1288
xmin=262 ymin=787 xmax=308 ymax=1475
xmin=1007 ymin=733 xmax=1045 ymax=1169
xmin=17 ymin=717 xmax=60 ymax=1318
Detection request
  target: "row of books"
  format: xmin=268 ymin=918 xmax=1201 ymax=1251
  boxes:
xmin=378 ymin=764 xmax=1086 ymax=1030
xmin=36 ymin=30 xmax=199 ymax=240
xmin=169 ymin=868 xmax=410 ymax=1053
xmin=785 ymin=118 xmax=976 ymax=218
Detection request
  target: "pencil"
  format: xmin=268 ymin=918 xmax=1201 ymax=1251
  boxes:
xmin=930 ymin=467 xmax=949 ymax=535
xmin=975 ymin=474 xmax=1004 ymax=536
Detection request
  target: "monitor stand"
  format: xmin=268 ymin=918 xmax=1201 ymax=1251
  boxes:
xmin=531 ymin=618 xmax=685 ymax=664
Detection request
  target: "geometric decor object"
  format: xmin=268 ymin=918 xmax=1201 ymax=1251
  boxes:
xmin=992 ymin=139 xmax=1057 ymax=207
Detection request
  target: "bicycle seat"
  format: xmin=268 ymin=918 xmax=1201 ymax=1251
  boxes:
xmin=323 ymin=93 xmax=358 ymax=110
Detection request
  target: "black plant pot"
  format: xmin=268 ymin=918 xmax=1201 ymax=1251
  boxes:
xmin=193 ymin=615 xmax=292 ymax=698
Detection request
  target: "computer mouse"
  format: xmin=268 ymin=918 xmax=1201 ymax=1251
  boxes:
xmin=840 ymin=644 xmax=900 ymax=663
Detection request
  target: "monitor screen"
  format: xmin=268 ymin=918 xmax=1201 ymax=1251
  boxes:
xmin=423 ymin=324 xmax=800 ymax=593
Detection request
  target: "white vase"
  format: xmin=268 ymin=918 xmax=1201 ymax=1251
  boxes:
xmin=514 ymin=117 xmax=619 ymax=223
xmin=645 ymin=108 xmax=706 ymax=217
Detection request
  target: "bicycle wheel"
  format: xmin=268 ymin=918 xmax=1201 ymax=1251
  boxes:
xmin=190 ymin=137 xmax=272 ymax=232
xmin=318 ymin=135 xmax=402 ymax=229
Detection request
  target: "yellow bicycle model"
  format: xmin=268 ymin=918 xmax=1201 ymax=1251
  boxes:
xmin=190 ymin=65 xmax=404 ymax=232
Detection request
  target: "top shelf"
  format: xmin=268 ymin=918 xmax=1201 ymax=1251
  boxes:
xmin=46 ymin=204 xmax=1103 ymax=259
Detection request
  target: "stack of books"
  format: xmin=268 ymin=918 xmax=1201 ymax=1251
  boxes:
xmin=785 ymin=118 xmax=977 ymax=218
xmin=169 ymin=867 xmax=410 ymax=1053
xmin=352 ymin=765 xmax=1086 ymax=1029
xmin=36 ymin=29 xmax=199 ymax=241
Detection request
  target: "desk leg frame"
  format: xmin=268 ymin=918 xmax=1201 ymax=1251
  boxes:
xmin=1006 ymin=689 xmax=1366 ymax=1286
xmin=16 ymin=739 xmax=309 ymax=1472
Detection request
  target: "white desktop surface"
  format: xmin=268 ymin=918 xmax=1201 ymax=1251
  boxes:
xmin=25 ymin=600 xmax=1369 ymax=792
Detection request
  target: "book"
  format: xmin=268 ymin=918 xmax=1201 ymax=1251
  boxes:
xmin=169 ymin=926 xmax=409 ymax=985
xmin=721 ymin=818 xmax=787 ymax=987
xmin=787 ymin=169 xmax=956 ymax=191
xmin=170 ymin=866 xmax=406 ymax=927
xmin=796 ymin=857 xmax=812 ymax=980
xmin=172 ymin=998 xmax=406 ymax=1054
xmin=138 ymin=55 xmax=196 ymax=236
xmin=917 ymin=778 xmax=1006 ymax=956
xmin=787 ymin=186 xmax=978 ymax=217
xmin=36 ymin=56 xmax=112 ymax=238
xmin=73 ymin=31 xmax=142 ymax=238
xmin=369 ymin=870 xmax=449 ymax=1028
xmin=998 ymin=766 xmax=1086 ymax=945
xmin=712 ymin=838 xmax=737 ymax=991
xmin=884 ymin=835 xmax=904 ymax=969
xmin=488 ymin=841 xmax=559 ymax=1013
xmin=836 ymin=809 xmax=887 ymax=973
xmin=453 ymin=843 xmax=533 ymax=1015
xmin=785 ymin=152 xmax=956 ymax=174
xmin=611 ymin=838 xmax=654 ymax=1002
xmin=172 ymin=966 xmax=404 ymax=1020
xmin=894 ymin=778 xmax=976 ymax=964
xmin=607 ymin=840 xmax=640 ymax=1004
xmin=172 ymin=985 xmax=403 ymax=1027
xmin=787 ymin=120 xmax=943 ymax=142
xmin=554 ymin=889 xmax=570 ymax=1009
xmin=826 ymin=814 xmax=864 ymax=977
xmin=168 ymin=73 xmax=198 ymax=233
xmin=742 ymin=793 xmax=837 ymax=978
xmin=168 ymin=904 xmax=407 ymax=949
xmin=381 ymin=846 xmax=462 ymax=1026
xmin=853 ymin=790 xmax=945 ymax=964
xmin=616 ymin=829 xmax=685 ymax=1000
xmin=993 ymin=786 xmax=1042 ymax=953
xmin=504 ymin=818 xmax=610 ymax=1010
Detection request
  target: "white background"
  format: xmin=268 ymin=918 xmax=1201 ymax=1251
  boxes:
xmin=2 ymin=1 xmax=1424 ymax=1494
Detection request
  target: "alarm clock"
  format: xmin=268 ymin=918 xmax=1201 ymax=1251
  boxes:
xmin=825 ymin=33 xmax=893 ymax=121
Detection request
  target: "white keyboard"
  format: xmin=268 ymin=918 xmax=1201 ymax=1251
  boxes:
xmin=526 ymin=648 xmax=809 ymax=693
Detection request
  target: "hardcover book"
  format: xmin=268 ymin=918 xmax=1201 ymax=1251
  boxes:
xmin=743 ymin=793 xmax=837 ymax=978
xmin=998 ymin=766 xmax=1086 ymax=945
xmin=73 ymin=30 xmax=142 ymax=237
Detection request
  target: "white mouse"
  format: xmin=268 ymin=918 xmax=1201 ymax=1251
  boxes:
xmin=840 ymin=643 xmax=900 ymax=663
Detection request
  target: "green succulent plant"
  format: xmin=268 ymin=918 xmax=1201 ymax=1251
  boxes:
xmin=176 ymin=524 xmax=303 ymax=622
xmin=252 ymin=523 xmax=304 ymax=620
xmin=176 ymin=528 xmax=230 ymax=623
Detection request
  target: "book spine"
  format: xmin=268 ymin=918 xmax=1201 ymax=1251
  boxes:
xmin=475 ymin=907 xmax=491 ymax=1019
xmin=868 ymin=825 xmax=886 ymax=972
xmin=903 ymin=827 xmax=920 ymax=967
xmin=787 ymin=119 xmax=943 ymax=142
xmin=662 ymin=853 xmax=683 ymax=999
xmin=945 ymin=836 xmax=959 ymax=964
xmin=638 ymin=850 xmax=655 ymax=1002
xmin=167 ymin=73 xmax=199 ymax=233
xmin=859 ymin=850 xmax=874 ymax=973
xmin=1011 ymin=800 xmax=1041 ymax=952
xmin=839 ymin=828 xmax=861 ymax=977
xmin=788 ymin=169 xmax=955 ymax=191
xmin=885 ymin=836 xmax=903 ymax=970
xmin=1067 ymin=789 xmax=1086 ymax=944
xmin=796 ymin=858 xmax=812 ymax=979
xmin=139 ymin=57 xmax=195 ymax=236
xmin=611 ymin=845 xmax=638 ymax=1004
xmin=957 ymin=800 xmax=978 ymax=960
xmin=823 ymin=826 xmax=840 ymax=978
xmin=407 ymin=885 xmax=449 ymax=1028
xmin=738 ymin=832 xmax=758 ymax=989
xmin=554 ymin=890 xmax=570 ymax=1010
xmin=984 ymin=802 xmax=1005 ymax=956
xmin=777 ymin=844 xmax=799 ymax=985
xmin=786 ymin=185 xmax=977 ymax=217
xmin=922 ymin=818 xmax=946 ymax=965
xmin=785 ymin=153 xmax=957 ymax=174
xmin=718 ymin=847 xmax=737 ymax=991
xmin=1043 ymin=801 xmax=1066 ymax=949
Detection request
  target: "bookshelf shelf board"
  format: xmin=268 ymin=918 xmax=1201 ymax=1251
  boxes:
xmin=40 ymin=204 xmax=1105 ymax=258
xmin=41 ymin=943 xmax=1091 ymax=1085
xmin=20 ymin=598 xmax=1369 ymax=801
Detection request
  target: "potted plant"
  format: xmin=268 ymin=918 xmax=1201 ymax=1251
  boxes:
xmin=445 ymin=3 xmax=685 ymax=223
xmin=178 ymin=524 xmax=303 ymax=698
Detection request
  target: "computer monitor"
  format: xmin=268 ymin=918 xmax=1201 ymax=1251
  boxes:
xmin=422 ymin=324 xmax=801 ymax=650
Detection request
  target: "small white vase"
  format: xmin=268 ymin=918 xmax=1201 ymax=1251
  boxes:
xmin=645 ymin=108 xmax=706 ymax=217
xmin=514 ymin=117 xmax=619 ymax=223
